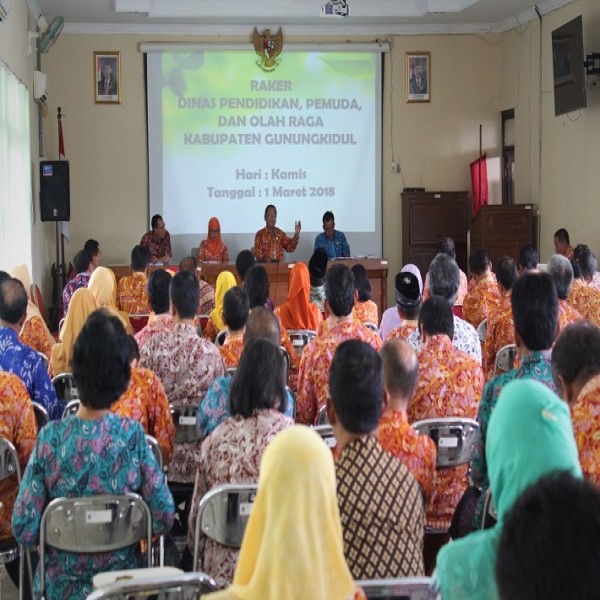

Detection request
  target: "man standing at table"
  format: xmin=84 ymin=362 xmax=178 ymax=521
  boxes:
xmin=314 ymin=211 xmax=350 ymax=259
xmin=253 ymin=204 xmax=301 ymax=262
xmin=140 ymin=214 xmax=172 ymax=264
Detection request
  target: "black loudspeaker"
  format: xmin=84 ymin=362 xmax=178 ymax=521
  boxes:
xmin=40 ymin=160 xmax=70 ymax=221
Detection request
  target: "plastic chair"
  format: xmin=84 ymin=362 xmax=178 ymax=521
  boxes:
xmin=129 ymin=314 xmax=149 ymax=334
xmin=313 ymin=424 xmax=337 ymax=449
xmin=87 ymin=571 xmax=218 ymax=599
xmin=39 ymin=493 xmax=153 ymax=600
xmin=494 ymin=344 xmax=518 ymax=375
xmin=31 ymin=402 xmax=49 ymax=431
xmin=51 ymin=372 xmax=79 ymax=403
xmin=215 ymin=329 xmax=227 ymax=347
xmin=477 ymin=318 xmax=487 ymax=342
xmin=287 ymin=329 xmax=316 ymax=354
xmin=193 ymin=483 xmax=258 ymax=569
xmin=356 ymin=576 xmax=431 ymax=599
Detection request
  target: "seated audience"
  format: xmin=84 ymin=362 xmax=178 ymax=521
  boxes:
xmin=10 ymin=264 xmax=54 ymax=357
xmin=554 ymin=227 xmax=574 ymax=260
xmin=178 ymin=256 xmax=215 ymax=315
xmin=329 ymin=340 xmax=425 ymax=578
xmin=423 ymin=237 xmax=468 ymax=304
xmin=275 ymin=262 xmax=322 ymax=332
xmin=552 ymin=321 xmax=600 ymax=486
xmin=187 ymin=339 xmax=293 ymax=586
xmin=12 ymin=309 xmax=174 ymax=599
xmin=468 ymin=272 xmax=559 ymax=533
xmin=547 ymin=254 xmax=583 ymax=331
xmin=408 ymin=253 xmax=481 ymax=363
xmin=0 ymin=372 xmax=37 ymax=592
xmin=379 ymin=339 xmax=436 ymax=499
xmin=482 ymin=256 xmax=518 ymax=379
xmin=198 ymin=307 xmax=295 ymax=437
xmin=386 ymin=271 xmax=422 ymax=341
xmin=408 ymin=296 xmax=483 ymax=531
xmin=496 ymin=472 xmax=600 ymax=600
xmin=197 ymin=217 xmax=229 ymax=263
xmin=111 ymin=335 xmax=175 ymax=464
xmin=117 ymin=244 xmax=150 ymax=314
xmin=569 ymin=246 xmax=600 ymax=326
xmin=62 ymin=249 xmax=92 ymax=317
xmin=139 ymin=270 xmax=226 ymax=486
xmin=461 ymin=250 xmax=500 ymax=327
xmin=134 ymin=269 xmax=173 ymax=350
xmin=518 ymin=243 xmax=538 ymax=275
xmin=351 ymin=264 xmax=378 ymax=325
xmin=297 ymin=264 xmax=382 ymax=425
xmin=379 ymin=264 xmax=423 ymax=340
xmin=219 ymin=286 xmax=249 ymax=369
xmin=84 ymin=238 xmax=102 ymax=269
xmin=202 ymin=270 xmax=237 ymax=342
xmin=88 ymin=266 xmax=133 ymax=333
xmin=0 ymin=274 xmax=62 ymax=419
xmin=308 ymin=247 xmax=328 ymax=312
xmin=433 ymin=379 xmax=582 ymax=600
xmin=234 ymin=249 xmax=256 ymax=284
xmin=203 ymin=426 xmax=362 ymax=600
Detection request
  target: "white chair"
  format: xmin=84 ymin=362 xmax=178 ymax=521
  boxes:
xmin=287 ymin=329 xmax=316 ymax=354
xmin=356 ymin=576 xmax=432 ymax=599
xmin=477 ymin=318 xmax=487 ymax=342
xmin=39 ymin=493 xmax=153 ymax=600
xmin=51 ymin=372 xmax=79 ymax=403
xmin=193 ymin=483 xmax=259 ymax=569
xmin=31 ymin=401 xmax=49 ymax=431
xmin=494 ymin=343 xmax=518 ymax=375
xmin=87 ymin=571 xmax=218 ymax=599
xmin=145 ymin=434 xmax=165 ymax=566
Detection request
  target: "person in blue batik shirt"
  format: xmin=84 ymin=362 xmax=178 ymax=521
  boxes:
xmin=314 ymin=211 xmax=350 ymax=259
xmin=0 ymin=272 xmax=64 ymax=420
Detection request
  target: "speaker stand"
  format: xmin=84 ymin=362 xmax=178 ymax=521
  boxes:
xmin=49 ymin=223 xmax=66 ymax=332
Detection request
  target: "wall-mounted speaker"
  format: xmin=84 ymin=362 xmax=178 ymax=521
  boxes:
xmin=40 ymin=160 xmax=70 ymax=222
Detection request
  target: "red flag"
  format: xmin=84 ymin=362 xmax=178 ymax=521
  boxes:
xmin=58 ymin=118 xmax=65 ymax=160
xmin=470 ymin=154 xmax=488 ymax=215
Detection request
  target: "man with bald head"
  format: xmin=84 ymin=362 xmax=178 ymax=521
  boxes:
xmin=379 ymin=339 xmax=436 ymax=500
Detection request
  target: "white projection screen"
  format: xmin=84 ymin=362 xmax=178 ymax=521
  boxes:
xmin=144 ymin=43 xmax=386 ymax=262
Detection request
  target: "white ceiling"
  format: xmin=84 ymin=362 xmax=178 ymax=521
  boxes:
xmin=38 ymin=0 xmax=574 ymax=35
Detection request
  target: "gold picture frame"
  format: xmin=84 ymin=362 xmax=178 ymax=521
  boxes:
xmin=94 ymin=51 xmax=121 ymax=104
xmin=406 ymin=52 xmax=430 ymax=103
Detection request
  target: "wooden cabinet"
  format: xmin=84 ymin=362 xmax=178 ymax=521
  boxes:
xmin=401 ymin=191 xmax=470 ymax=277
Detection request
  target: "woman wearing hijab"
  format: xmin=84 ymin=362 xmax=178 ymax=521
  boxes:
xmin=275 ymin=262 xmax=322 ymax=332
xmin=204 ymin=426 xmax=364 ymax=600
xmin=432 ymin=379 xmax=582 ymax=600
xmin=50 ymin=288 xmax=97 ymax=376
xmin=88 ymin=266 xmax=132 ymax=333
xmin=198 ymin=217 xmax=229 ymax=263
xmin=10 ymin=265 xmax=55 ymax=357
xmin=203 ymin=270 xmax=237 ymax=342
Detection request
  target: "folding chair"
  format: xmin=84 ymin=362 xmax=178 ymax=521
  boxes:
xmin=215 ymin=330 xmax=227 ymax=347
xmin=364 ymin=321 xmax=380 ymax=335
xmin=51 ymin=372 xmax=79 ymax=403
xmin=287 ymin=329 xmax=316 ymax=355
xmin=477 ymin=318 xmax=487 ymax=343
xmin=62 ymin=399 xmax=80 ymax=418
xmin=39 ymin=493 xmax=153 ymax=600
xmin=317 ymin=404 xmax=330 ymax=425
xmin=35 ymin=350 xmax=49 ymax=369
xmin=481 ymin=487 xmax=498 ymax=530
xmin=313 ymin=424 xmax=337 ymax=449
xmin=494 ymin=344 xmax=518 ymax=375
xmin=356 ymin=576 xmax=431 ymax=599
xmin=193 ymin=483 xmax=258 ymax=570
xmin=87 ymin=571 xmax=218 ymax=599
xmin=31 ymin=402 xmax=49 ymax=431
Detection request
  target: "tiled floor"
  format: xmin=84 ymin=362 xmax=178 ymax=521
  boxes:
xmin=0 ymin=565 xmax=19 ymax=600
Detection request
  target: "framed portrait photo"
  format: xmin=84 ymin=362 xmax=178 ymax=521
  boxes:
xmin=552 ymin=38 xmax=574 ymax=87
xmin=406 ymin=52 xmax=430 ymax=103
xmin=94 ymin=51 xmax=121 ymax=104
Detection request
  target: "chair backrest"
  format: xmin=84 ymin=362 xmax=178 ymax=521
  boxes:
xmin=364 ymin=321 xmax=379 ymax=334
xmin=313 ymin=424 xmax=337 ymax=449
xmin=0 ymin=437 xmax=21 ymax=484
xmin=87 ymin=572 xmax=218 ymax=599
xmin=356 ymin=577 xmax=432 ymax=599
xmin=129 ymin=314 xmax=149 ymax=334
xmin=481 ymin=487 xmax=498 ymax=530
xmin=317 ymin=404 xmax=330 ymax=425
xmin=170 ymin=404 xmax=203 ymax=444
xmin=30 ymin=283 xmax=47 ymax=324
xmin=226 ymin=367 xmax=237 ymax=378
xmin=494 ymin=343 xmax=518 ymax=375
xmin=62 ymin=399 xmax=81 ymax=419
xmin=280 ymin=346 xmax=290 ymax=384
xmin=194 ymin=483 xmax=258 ymax=567
xmin=215 ymin=329 xmax=227 ymax=347
xmin=145 ymin=434 xmax=163 ymax=469
xmin=32 ymin=402 xmax=49 ymax=431
xmin=39 ymin=493 xmax=152 ymax=598
xmin=411 ymin=417 xmax=479 ymax=468
xmin=52 ymin=372 xmax=80 ymax=402
xmin=477 ymin=318 xmax=488 ymax=342
xmin=287 ymin=329 xmax=316 ymax=354
xmin=36 ymin=350 xmax=49 ymax=369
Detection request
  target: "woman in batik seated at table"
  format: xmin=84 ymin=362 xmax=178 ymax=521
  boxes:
xmin=197 ymin=217 xmax=229 ymax=263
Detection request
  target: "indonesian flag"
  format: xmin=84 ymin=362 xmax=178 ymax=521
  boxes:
xmin=58 ymin=117 xmax=70 ymax=239
xmin=470 ymin=154 xmax=488 ymax=216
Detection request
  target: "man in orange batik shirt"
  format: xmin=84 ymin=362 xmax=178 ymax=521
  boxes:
xmin=462 ymin=250 xmax=500 ymax=328
xmin=117 ymin=245 xmax=151 ymax=315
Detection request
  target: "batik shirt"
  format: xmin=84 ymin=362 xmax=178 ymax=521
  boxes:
xmin=461 ymin=276 xmax=500 ymax=328
xmin=62 ymin=272 xmax=90 ymax=316
xmin=111 ymin=366 xmax=176 ymax=464
xmin=354 ymin=300 xmax=379 ymax=326
xmin=12 ymin=414 xmax=174 ymax=599
xmin=197 ymin=376 xmax=296 ymax=437
xmin=408 ymin=334 xmax=483 ymax=529
xmin=469 ymin=350 xmax=556 ymax=529
xmin=140 ymin=230 xmax=172 ymax=262
xmin=378 ymin=410 xmax=436 ymax=500
xmin=0 ymin=326 xmax=63 ymax=420
xmin=387 ymin=320 xmax=418 ymax=342
xmin=568 ymin=279 xmax=600 ymax=326
xmin=571 ymin=373 xmax=600 ymax=487
xmin=134 ymin=313 xmax=173 ymax=352
xmin=253 ymin=227 xmax=299 ymax=262
xmin=0 ymin=373 xmax=37 ymax=540
xmin=407 ymin=315 xmax=482 ymax=364
xmin=482 ymin=293 xmax=513 ymax=380
xmin=117 ymin=271 xmax=149 ymax=314
xmin=139 ymin=322 xmax=226 ymax=483
xmin=423 ymin=269 xmax=469 ymax=305
xmin=296 ymin=321 xmax=383 ymax=425
xmin=187 ymin=410 xmax=293 ymax=587
xmin=20 ymin=316 xmax=52 ymax=357
xmin=198 ymin=280 xmax=216 ymax=315
xmin=558 ymin=298 xmax=583 ymax=333
xmin=336 ymin=436 xmax=425 ymax=579
xmin=219 ymin=333 xmax=244 ymax=369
